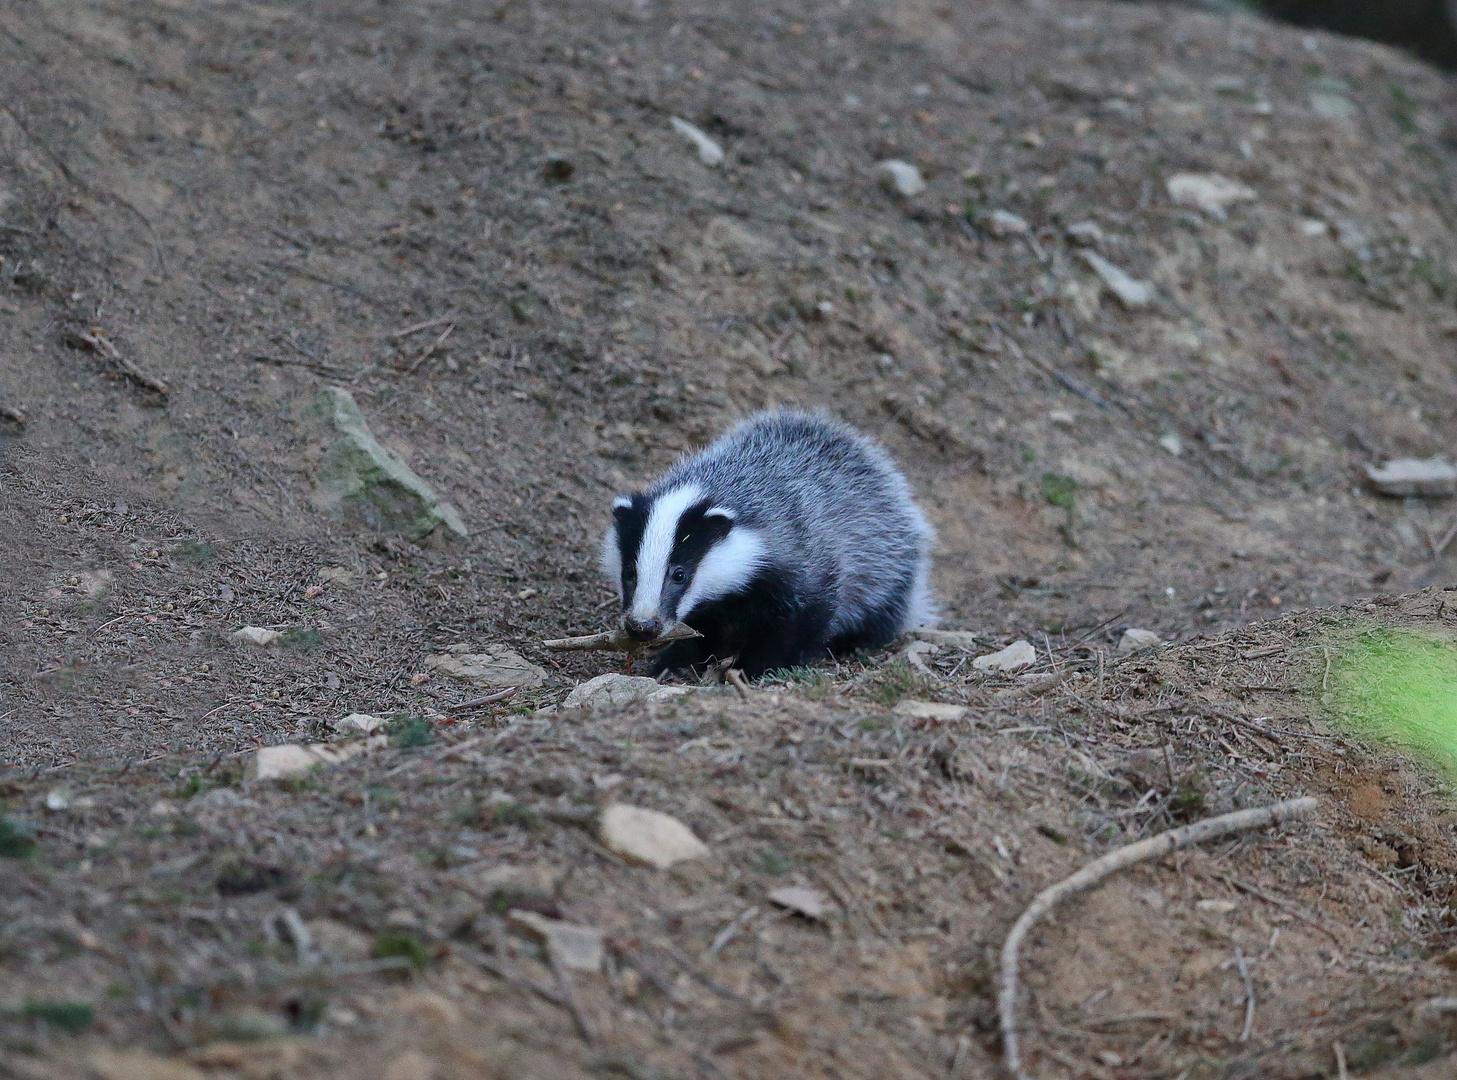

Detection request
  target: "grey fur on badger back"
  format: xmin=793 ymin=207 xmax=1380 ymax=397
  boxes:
xmin=601 ymin=409 xmax=935 ymax=678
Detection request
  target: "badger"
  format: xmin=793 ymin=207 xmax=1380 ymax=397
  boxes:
xmin=601 ymin=409 xmax=935 ymax=679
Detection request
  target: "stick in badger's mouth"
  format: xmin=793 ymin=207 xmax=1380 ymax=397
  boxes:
xmin=542 ymin=622 xmax=702 ymax=654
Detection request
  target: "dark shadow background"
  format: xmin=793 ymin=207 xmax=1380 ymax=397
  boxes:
xmin=1258 ymin=0 xmax=1457 ymax=67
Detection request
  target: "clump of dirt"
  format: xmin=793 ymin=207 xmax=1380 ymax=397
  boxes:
xmin=6 ymin=0 xmax=1457 ymax=1075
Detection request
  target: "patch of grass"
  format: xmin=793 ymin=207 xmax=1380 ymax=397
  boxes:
xmin=23 ymin=1000 xmax=94 ymax=1034
xmin=175 ymin=539 xmax=217 ymax=566
xmin=1389 ymin=83 xmax=1419 ymax=135
xmin=763 ymin=665 xmax=834 ymax=700
xmin=858 ymin=717 xmax=885 ymax=732
xmin=1344 ymin=1020 xmax=1402 ymax=1072
xmin=281 ymin=626 xmax=324 ymax=652
xmin=1168 ymin=778 xmax=1207 ymax=824
xmin=0 ymin=816 xmax=36 ymax=859
xmin=373 ymin=930 xmax=427 ymax=969
xmin=1328 ymin=628 xmax=1457 ymax=775
xmin=173 ymin=776 xmax=206 ymax=799
xmin=1040 ymin=472 xmax=1076 ymax=511
xmin=869 ymin=660 xmax=917 ymax=707
xmin=483 ymin=801 xmax=537 ymax=830
xmin=388 ymin=716 xmax=433 ymax=748
xmin=760 ymin=848 xmax=792 ymax=876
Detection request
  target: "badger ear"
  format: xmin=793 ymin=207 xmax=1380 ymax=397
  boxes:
xmin=703 ymin=506 xmax=736 ymax=522
xmin=612 ymin=495 xmax=641 ymax=525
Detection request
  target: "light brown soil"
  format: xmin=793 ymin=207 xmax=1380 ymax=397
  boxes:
xmin=5 ymin=0 xmax=1457 ymax=1076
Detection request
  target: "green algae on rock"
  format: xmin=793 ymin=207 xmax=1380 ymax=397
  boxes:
xmin=312 ymin=387 xmax=468 ymax=538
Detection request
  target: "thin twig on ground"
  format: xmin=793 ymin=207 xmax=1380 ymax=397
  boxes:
xmin=66 ymin=328 xmax=168 ymax=395
xmin=549 ymin=950 xmax=599 ymax=1045
xmin=998 ymin=796 xmax=1319 ymax=1080
xmin=478 ymin=952 xmax=567 ymax=1006
xmin=1215 ymin=873 xmax=1339 ymax=941
xmin=407 ymin=322 xmax=454 ymax=372
xmin=250 ymin=353 xmax=347 ymax=378
xmin=0 ymin=403 xmax=25 ymax=424
xmin=448 ymin=687 xmax=518 ymax=710
xmin=1435 ymin=516 xmax=1457 ymax=560
xmin=726 ymin=668 xmax=751 ymax=699
xmin=386 ymin=315 xmax=454 ymax=340
xmin=1233 ymin=946 xmax=1255 ymax=1042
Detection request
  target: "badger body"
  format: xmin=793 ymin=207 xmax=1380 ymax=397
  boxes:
xmin=602 ymin=410 xmax=935 ymax=678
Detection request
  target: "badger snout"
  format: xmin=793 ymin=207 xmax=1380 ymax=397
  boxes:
xmin=624 ymin=615 xmax=663 ymax=642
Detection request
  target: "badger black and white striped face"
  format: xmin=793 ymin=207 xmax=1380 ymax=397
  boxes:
xmin=601 ymin=482 xmax=765 ymax=640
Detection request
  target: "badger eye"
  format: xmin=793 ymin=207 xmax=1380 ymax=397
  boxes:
xmin=670 ymin=566 xmax=686 ymax=584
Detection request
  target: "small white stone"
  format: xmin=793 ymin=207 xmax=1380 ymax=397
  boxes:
xmin=876 ymin=159 xmax=926 ymax=197
xmin=600 ymin=803 xmax=709 ymax=869
xmin=1297 ymin=218 xmax=1329 ymax=238
xmin=307 ymin=919 xmax=373 ymax=963
xmin=669 ymin=117 xmax=724 ymax=166
xmin=909 ymin=628 xmax=978 ymax=649
xmin=1118 ymin=628 xmax=1162 ymax=654
xmin=44 ymin=789 xmax=69 ymax=812
xmin=1366 ymin=457 xmax=1457 ymax=497
xmin=1310 ymin=92 xmax=1354 ymax=121
xmin=509 ymin=910 xmax=605 ymax=972
xmin=247 ymin=737 xmax=387 ymax=780
xmin=989 ymin=209 xmax=1029 ymax=237
xmin=564 ymin=673 xmax=665 ymax=709
xmin=334 ymin=712 xmax=385 ymax=734
xmin=232 ymin=626 xmax=283 ymax=647
xmin=319 ymin=566 xmax=356 ymax=588
xmin=249 ymin=745 xmax=320 ymax=780
xmin=972 ymin=640 xmax=1037 ymax=674
xmin=1049 ymin=409 xmax=1075 ymax=427
xmin=1195 ymin=899 xmax=1238 ymax=915
xmin=1065 ymin=220 xmax=1104 ymax=247
xmin=893 ymin=700 xmax=969 ymax=723
xmin=1159 ymin=431 xmax=1183 ymax=456
xmin=767 ymin=885 xmax=830 ymax=920
xmin=1166 ymin=173 xmax=1256 ymax=219
xmin=1080 ymin=252 xmax=1154 ymax=308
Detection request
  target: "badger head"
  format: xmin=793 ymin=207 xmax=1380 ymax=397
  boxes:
xmin=601 ymin=483 xmax=765 ymax=641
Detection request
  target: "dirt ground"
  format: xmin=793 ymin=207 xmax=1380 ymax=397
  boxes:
xmin=6 ymin=0 xmax=1457 ymax=1076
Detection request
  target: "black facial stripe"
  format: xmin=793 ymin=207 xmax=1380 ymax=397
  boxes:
xmin=613 ymin=496 xmax=649 ymax=603
xmin=668 ymin=500 xmax=735 ymax=577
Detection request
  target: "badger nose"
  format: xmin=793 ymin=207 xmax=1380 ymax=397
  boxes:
xmin=624 ymin=615 xmax=663 ymax=642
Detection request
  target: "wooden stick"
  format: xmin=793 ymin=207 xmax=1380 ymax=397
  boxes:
xmin=67 ymin=328 xmax=168 ymax=395
xmin=449 ymin=687 xmax=518 ymax=710
xmin=1233 ymin=946 xmax=1255 ymax=1042
xmin=998 ymin=796 xmax=1318 ymax=1080
xmin=549 ymin=950 xmax=599 ymax=1045
xmin=1435 ymin=515 xmax=1457 ymax=560
xmin=407 ymin=322 xmax=454 ymax=373
xmin=543 ymin=622 xmax=701 ymax=654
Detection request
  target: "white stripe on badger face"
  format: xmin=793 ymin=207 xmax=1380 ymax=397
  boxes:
xmin=676 ymin=527 xmax=767 ymax=621
xmin=630 ymin=483 xmax=703 ymax=623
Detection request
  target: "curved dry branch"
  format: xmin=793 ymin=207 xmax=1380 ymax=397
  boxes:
xmin=999 ymin=795 xmax=1319 ymax=1080
xmin=542 ymin=622 xmax=702 ymax=654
